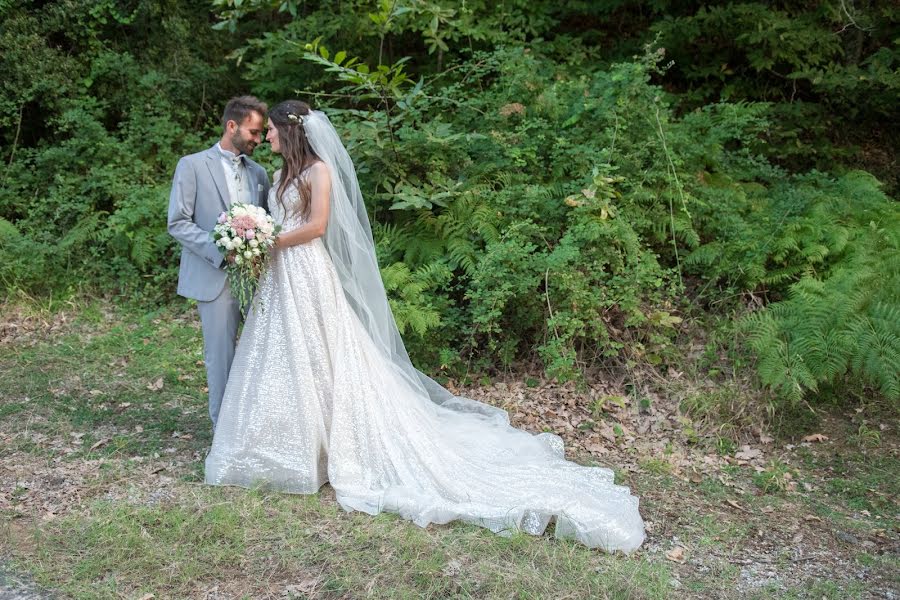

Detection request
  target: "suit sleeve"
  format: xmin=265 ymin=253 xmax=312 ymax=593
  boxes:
xmin=167 ymin=157 xmax=224 ymax=269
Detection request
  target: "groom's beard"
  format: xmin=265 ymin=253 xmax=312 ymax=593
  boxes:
xmin=231 ymin=131 xmax=257 ymax=156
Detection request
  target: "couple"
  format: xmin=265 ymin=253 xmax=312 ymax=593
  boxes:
xmin=167 ymin=96 xmax=645 ymax=553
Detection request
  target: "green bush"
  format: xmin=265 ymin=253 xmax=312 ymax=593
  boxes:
xmin=742 ymin=174 xmax=900 ymax=406
xmin=1 ymin=1 xmax=897 ymax=412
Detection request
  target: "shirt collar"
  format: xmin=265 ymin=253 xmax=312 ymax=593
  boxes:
xmin=216 ymin=142 xmax=245 ymax=164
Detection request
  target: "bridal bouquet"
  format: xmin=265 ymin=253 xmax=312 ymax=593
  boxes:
xmin=211 ymin=203 xmax=280 ymax=309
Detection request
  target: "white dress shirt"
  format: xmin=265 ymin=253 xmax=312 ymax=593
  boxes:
xmin=216 ymin=143 xmax=251 ymax=206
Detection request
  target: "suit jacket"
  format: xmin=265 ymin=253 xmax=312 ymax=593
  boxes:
xmin=167 ymin=145 xmax=270 ymax=301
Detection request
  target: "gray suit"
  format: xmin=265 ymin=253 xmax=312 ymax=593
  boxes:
xmin=167 ymin=145 xmax=270 ymax=426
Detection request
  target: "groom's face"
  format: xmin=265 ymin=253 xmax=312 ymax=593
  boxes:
xmin=228 ymin=111 xmax=264 ymax=156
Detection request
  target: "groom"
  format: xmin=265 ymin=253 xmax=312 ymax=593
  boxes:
xmin=167 ymin=95 xmax=270 ymax=428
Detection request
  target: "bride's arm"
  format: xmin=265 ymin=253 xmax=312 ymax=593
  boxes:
xmin=274 ymin=162 xmax=332 ymax=248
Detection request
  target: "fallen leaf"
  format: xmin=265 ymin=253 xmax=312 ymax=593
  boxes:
xmin=137 ymin=594 xmax=154 ymax=600
xmin=725 ymin=499 xmax=747 ymax=512
xmin=802 ymin=433 xmax=828 ymax=443
xmin=283 ymin=577 xmax=322 ymax=596
xmin=804 ymin=515 xmax=822 ymax=522
xmin=147 ymin=377 xmax=164 ymax=391
xmin=665 ymin=546 xmax=686 ymax=562
xmin=89 ymin=438 xmax=110 ymax=451
xmin=735 ymin=445 xmax=762 ymax=460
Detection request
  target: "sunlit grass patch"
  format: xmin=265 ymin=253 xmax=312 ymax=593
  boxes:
xmin=16 ymin=486 xmax=674 ymax=599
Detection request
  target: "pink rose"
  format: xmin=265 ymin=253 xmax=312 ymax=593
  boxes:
xmin=233 ymin=215 xmax=256 ymax=230
xmin=245 ymin=229 xmax=255 ymax=240
xmin=217 ymin=213 xmax=228 ymax=224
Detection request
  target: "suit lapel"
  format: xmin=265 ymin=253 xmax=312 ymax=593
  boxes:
xmin=205 ymin=147 xmax=230 ymax=211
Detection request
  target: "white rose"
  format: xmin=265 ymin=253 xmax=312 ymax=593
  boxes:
xmin=243 ymin=250 xmax=253 ymax=259
xmin=252 ymin=247 xmax=261 ymax=256
xmin=234 ymin=255 xmax=243 ymax=264
xmin=249 ymin=239 xmax=259 ymax=248
xmin=234 ymin=237 xmax=244 ymax=247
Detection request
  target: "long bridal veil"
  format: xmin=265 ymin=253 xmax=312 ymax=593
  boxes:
xmin=304 ymin=110 xmax=508 ymax=422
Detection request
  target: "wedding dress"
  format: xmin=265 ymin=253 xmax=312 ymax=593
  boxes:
xmin=204 ymin=112 xmax=645 ymax=553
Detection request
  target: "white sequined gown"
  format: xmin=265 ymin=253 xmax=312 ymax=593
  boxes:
xmin=205 ymin=179 xmax=646 ymax=553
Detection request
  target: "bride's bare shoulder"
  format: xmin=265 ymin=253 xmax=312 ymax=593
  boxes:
xmin=307 ymin=161 xmax=330 ymax=180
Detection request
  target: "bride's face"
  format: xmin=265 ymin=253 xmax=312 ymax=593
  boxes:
xmin=266 ymin=118 xmax=281 ymax=154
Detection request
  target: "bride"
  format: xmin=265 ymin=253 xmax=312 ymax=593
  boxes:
xmin=204 ymin=100 xmax=645 ymax=553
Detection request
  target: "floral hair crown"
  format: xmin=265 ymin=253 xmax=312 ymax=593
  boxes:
xmin=286 ymin=112 xmax=304 ymax=125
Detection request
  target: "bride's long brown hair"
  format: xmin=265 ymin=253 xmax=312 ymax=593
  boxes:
xmin=269 ymin=100 xmax=321 ymax=219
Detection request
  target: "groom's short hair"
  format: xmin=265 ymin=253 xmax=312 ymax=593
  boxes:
xmin=222 ymin=96 xmax=268 ymax=128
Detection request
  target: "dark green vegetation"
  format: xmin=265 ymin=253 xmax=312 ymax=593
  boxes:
xmin=1 ymin=2 xmax=898 ymax=414
xmin=1 ymin=303 xmax=897 ymax=598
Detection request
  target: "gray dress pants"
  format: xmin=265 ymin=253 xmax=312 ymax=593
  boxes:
xmin=197 ymin=285 xmax=241 ymax=427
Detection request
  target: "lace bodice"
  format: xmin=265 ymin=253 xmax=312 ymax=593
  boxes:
xmin=268 ymin=180 xmax=308 ymax=233
xmin=268 ymin=165 xmax=319 ymax=232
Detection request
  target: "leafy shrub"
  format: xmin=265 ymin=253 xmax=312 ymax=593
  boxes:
xmin=2 ymin=1 xmax=897 ymax=413
xmin=742 ymin=177 xmax=899 ymax=406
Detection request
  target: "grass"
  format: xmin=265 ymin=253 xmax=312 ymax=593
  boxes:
xmin=14 ymin=488 xmax=674 ymax=599
xmin=1 ymin=299 xmax=898 ymax=599
xmin=0 ymin=300 xmax=675 ymax=598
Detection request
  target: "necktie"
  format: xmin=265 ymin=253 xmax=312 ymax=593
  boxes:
xmin=229 ymin=155 xmax=243 ymax=185
xmin=229 ymin=155 xmax=249 ymax=205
